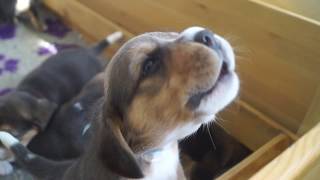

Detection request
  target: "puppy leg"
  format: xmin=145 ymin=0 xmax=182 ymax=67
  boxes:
xmin=26 ymin=10 xmax=45 ymax=31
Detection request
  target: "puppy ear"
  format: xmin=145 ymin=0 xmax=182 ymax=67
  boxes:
xmin=99 ymin=117 xmax=144 ymax=178
xmin=32 ymin=98 xmax=57 ymax=130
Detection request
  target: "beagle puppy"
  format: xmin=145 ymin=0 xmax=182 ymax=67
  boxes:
xmin=27 ymin=73 xmax=104 ymax=160
xmin=0 ymin=26 xmax=239 ymax=180
xmin=0 ymin=32 xmax=122 ymax=175
xmin=0 ymin=0 xmax=45 ymax=30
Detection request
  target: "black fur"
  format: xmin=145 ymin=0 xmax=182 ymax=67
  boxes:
xmin=27 ymin=73 xmax=104 ymax=160
xmin=0 ymin=37 xmax=111 ymax=141
xmin=0 ymin=0 xmax=17 ymax=24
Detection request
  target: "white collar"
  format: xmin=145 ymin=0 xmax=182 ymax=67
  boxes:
xmin=141 ymin=148 xmax=163 ymax=162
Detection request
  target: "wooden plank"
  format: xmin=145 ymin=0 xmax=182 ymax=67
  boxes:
xmin=220 ymin=102 xmax=282 ymax=150
xmin=251 ymin=122 xmax=320 ymax=179
xmin=239 ymin=101 xmax=298 ymax=140
xmin=255 ymin=0 xmax=320 ymax=22
xmin=44 ymin=0 xmax=133 ymax=56
xmin=217 ymin=134 xmax=291 ymax=180
xmin=298 ymin=85 xmax=320 ymax=135
xmin=300 ymin=158 xmax=320 ymax=180
xmin=77 ymin=0 xmax=320 ymax=132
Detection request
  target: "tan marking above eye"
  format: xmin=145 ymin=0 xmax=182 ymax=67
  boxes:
xmin=0 ymin=124 xmax=13 ymax=131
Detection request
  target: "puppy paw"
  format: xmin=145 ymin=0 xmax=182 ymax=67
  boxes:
xmin=0 ymin=161 xmax=13 ymax=176
xmin=0 ymin=131 xmax=19 ymax=148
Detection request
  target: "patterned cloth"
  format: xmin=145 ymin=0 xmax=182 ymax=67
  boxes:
xmin=0 ymin=16 xmax=84 ymax=97
xmin=0 ymin=11 xmax=84 ymax=180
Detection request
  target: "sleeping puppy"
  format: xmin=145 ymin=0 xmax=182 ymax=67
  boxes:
xmin=0 ymin=26 xmax=239 ymax=180
xmin=27 ymin=73 xmax=104 ymax=160
xmin=0 ymin=32 xmax=122 ymax=175
xmin=0 ymin=0 xmax=45 ymax=30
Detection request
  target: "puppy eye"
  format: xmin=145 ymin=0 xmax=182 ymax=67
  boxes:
xmin=142 ymin=53 xmax=161 ymax=77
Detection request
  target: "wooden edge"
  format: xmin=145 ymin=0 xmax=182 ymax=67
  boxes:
xmin=217 ymin=134 xmax=292 ymax=180
xmin=249 ymin=0 xmax=320 ymax=26
xmin=239 ymin=100 xmax=298 ymax=140
xmin=44 ymin=0 xmax=134 ymax=38
xmin=298 ymin=85 xmax=320 ymax=135
xmin=250 ymin=121 xmax=320 ymax=179
xmin=43 ymin=0 xmax=134 ymax=56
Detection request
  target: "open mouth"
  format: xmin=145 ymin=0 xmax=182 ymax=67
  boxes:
xmin=187 ymin=60 xmax=230 ymax=109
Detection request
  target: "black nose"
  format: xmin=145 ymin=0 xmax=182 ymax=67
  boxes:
xmin=194 ymin=30 xmax=221 ymax=50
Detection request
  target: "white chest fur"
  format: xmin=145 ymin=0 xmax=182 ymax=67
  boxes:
xmin=127 ymin=143 xmax=180 ymax=180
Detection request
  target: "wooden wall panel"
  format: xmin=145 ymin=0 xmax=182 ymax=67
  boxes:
xmin=217 ymin=134 xmax=292 ymax=179
xmin=76 ymin=0 xmax=320 ymax=133
xmin=257 ymin=0 xmax=320 ymax=22
xmin=251 ymin=122 xmax=320 ymax=179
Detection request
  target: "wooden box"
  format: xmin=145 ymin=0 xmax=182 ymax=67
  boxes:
xmin=44 ymin=0 xmax=320 ymax=179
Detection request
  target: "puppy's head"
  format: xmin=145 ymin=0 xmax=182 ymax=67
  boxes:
xmin=0 ymin=91 xmax=56 ymax=160
xmin=100 ymin=27 xmax=239 ymax=178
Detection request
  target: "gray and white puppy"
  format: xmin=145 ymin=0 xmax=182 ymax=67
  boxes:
xmin=0 ymin=32 xmax=122 ymax=175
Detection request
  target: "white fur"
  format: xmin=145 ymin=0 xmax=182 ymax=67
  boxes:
xmin=179 ymin=26 xmax=205 ymax=41
xmin=198 ymin=72 xmax=239 ymax=115
xmin=74 ymin=102 xmax=83 ymax=111
xmin=214 ymin=34 xmax=235 ymax=71
xmin=133 ymin=143 xmax=179 ymax=180
xmin=82 ymin=123 xmax=91 ymax=136
xmin=0 ymin=160 xmax=13 ymax=175
xmin=0 ymin=132 xmax=19 ymax=148
xmin=15 ymin=0 xmax=31 ymax=15
xmin=0 ymin=148 xmax=7 ymax=160
xmin=106 ymin=31 xmax=123 ymax=44
xmin=194 ymin=34 xmax=239 ymax=116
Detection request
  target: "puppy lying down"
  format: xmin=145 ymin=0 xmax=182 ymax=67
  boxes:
xmin=0 ymin=32 xmax=122 ymax=175
xmin=0 ymin=26 xmax=239 ymax=180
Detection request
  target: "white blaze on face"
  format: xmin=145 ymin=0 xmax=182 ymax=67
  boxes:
xmin=15 ymin=0 xmax=31 ymax=15
xmin=197 ymin=34 xmax=239 ymax=115
xmin=179 ymin=26 xmax=205 ymax=41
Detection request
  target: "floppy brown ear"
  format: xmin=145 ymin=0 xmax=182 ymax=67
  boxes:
xmin=33 ymin=98 xmax=57 ymax=130
xmin=22 ymin=98 xmax=57 ymax=131
xmin=99 ymin=117 xmax=144 ymax=178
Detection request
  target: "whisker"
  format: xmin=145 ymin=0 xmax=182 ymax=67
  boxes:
xmin=206 ymin=123 xmax=216 ymax=150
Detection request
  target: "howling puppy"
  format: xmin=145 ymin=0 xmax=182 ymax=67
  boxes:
xmin=0 ymin=32 xmax=122 ymax=175
xmin=0 ymin=26 xmax=239 ymax=180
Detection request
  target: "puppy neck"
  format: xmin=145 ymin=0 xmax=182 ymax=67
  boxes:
xmin=136 ymin=142 xmax=180 ymax=180
xmin=139 ymin=142 xmax=174 ymax=163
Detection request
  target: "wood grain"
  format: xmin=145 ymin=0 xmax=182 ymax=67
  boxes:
xmin=44 ymin=0 xmax=133 ymax=56
xmin=255 ymin=0 xmax=320 ymax=22
xmin=217 ymin=134 xmax=291 ymax=180
xmin=251 ymin=122 xmax=320 ymax=179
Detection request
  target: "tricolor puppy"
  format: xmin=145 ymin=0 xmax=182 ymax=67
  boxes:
xmin=0 ymin=26 xmax=239 ymax=180
xmin=0 ymin=0 xmax=45 ymax=30
xmin=27 ymin=73 xmax=104 ymax=160
xmin=0 ymin=32 xmax=122 ymax=175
